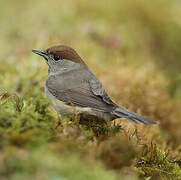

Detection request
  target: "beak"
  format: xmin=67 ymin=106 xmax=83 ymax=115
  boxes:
xmin=32 ymin=49 xmax=48 ymax=58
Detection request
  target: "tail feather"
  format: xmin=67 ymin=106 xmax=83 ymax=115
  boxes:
xmin=113 ymin=107 xmax=158 ymax=124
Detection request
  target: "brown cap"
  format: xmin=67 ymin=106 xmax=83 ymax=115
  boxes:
xmin=46 ymin=45 xmax=86 ymax=65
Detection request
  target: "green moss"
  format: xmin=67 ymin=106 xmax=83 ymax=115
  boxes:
xmin=1 ymin=0 xmax=181 ymax=179
xmin=135 ymin=144 xmax=181 ymax=179
xmin=0 ymin=147 xmax=118 ymax=180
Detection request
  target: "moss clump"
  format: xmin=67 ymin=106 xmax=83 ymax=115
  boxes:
xmin=1 ymin=0 xmax=181 ymax=179
xmin=135 ymin=144 xmax=181 ymax=179
xmin=0 ymin=93 xmax=56 ymax=148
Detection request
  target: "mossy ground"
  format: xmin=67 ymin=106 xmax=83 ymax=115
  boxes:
xmin=1 ymin=0 xmax=181 ymax=179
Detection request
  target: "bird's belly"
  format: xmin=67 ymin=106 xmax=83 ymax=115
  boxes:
xmin=45 ymin=87 xmax=114 ymax=122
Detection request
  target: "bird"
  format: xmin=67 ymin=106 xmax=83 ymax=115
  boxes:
xmin=32 ymin=45 xmax=157 ymax=125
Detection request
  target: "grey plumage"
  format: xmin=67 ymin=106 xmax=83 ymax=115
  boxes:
xmin=32 ymin=45 xmax=158 ymax=125
xmin=46 ymin=65 xmax=116 ymax=113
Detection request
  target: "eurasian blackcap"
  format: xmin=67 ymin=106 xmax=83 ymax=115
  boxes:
xmin=32 ymin=45 xmax=157 ymax=125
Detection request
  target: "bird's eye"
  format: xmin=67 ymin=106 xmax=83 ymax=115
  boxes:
xmin=54 ymin=55 xmax=61 ymax=61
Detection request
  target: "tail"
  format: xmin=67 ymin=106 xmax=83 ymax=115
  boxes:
xmin=113 ymin=107 xmax=158 ymax=124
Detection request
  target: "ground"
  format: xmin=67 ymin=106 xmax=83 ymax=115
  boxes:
xmin=0 ymin=0 xmax=181 ymax=179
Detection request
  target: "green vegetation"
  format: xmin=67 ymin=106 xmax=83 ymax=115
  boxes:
xmin=0 ymin=0 xmax=181 ymax=179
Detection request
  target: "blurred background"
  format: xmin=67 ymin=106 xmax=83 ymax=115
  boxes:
xmin=0 ymin=0 xmax=181 ymax=179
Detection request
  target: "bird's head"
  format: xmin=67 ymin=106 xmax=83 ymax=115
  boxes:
xmin=32 ymin=45 xmax=86 ymax=73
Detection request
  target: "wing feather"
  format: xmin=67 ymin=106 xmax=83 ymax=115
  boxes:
xmin=46 ymin=66 xmax=116 ymax=112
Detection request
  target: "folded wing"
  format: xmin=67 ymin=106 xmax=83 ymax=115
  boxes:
xmin=46 ymin=66 xmax=116 ymax=112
